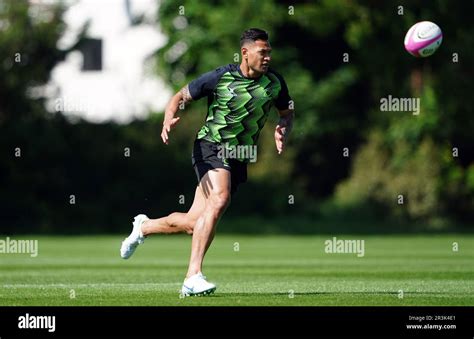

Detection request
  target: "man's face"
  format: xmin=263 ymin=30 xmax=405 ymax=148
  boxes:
xmin=242 ymin=39 xmax=272 ymax=74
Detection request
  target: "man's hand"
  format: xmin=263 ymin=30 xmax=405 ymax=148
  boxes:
xmin=161 ymin=85 xmax=192 ymax=145
xmin=161 ymin=117 xmax=181 ymax=145
xmin=274 ymin=123 xmax=286 ymax=154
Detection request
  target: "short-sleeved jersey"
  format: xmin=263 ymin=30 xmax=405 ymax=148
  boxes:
xmin=188 ymin=63 xmax=291 ymax=150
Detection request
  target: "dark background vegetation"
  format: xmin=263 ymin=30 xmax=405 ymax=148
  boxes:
xmin=1 ymin=0 xmax=473 ymax=234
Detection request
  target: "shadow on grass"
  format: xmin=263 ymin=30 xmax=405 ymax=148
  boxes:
xmin=200 ymin=291 xmax=472 ymax=298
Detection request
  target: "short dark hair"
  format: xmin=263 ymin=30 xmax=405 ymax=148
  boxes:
xmin=240 ymin=28 xmax=269 ymax=47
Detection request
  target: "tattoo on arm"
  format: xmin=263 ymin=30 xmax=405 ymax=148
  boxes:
xmin=180 ymin=85 xmax=193 ymax=104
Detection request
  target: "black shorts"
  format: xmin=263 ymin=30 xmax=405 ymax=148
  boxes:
xmin=192 ymin=139 xmax=248 ymax=195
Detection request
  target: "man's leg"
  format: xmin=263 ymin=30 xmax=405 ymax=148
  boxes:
xmin=185 ymin=168 xmax=231 ymax=278
xmin=120 ymin=184 xmax=207 ymax=259
xmin=141 ymin=186 xmax=206 ymax=235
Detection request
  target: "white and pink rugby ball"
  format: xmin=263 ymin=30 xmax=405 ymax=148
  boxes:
xmin=404 ymin=21 xmax=443 ymax=57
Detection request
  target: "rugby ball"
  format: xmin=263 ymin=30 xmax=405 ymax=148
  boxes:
xmin=404 ymin=21 xmax=443 ymax=57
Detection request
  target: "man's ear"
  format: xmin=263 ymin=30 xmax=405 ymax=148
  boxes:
xmin=241 ymin=47 xmax=248 ymax=60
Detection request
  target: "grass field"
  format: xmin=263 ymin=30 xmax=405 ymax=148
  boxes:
xmin=0 ymin=234 xmax=473 ymax=306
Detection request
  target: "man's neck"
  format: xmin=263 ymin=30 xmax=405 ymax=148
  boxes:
xmin=239 ymin=63 xmax=262 ymax=79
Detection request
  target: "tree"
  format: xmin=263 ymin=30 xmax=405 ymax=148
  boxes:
xmin=156 ymin=0 xmax=474 ymax=226
xmin=0 ymin=1 xmax=67 ymax=123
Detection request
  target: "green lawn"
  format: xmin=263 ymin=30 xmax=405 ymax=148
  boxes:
xmin=0 ymin=234 xmax=473 ymax=306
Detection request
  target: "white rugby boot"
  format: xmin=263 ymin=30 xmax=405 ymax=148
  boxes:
xmin=120 ymin=214 xmax=149 ymax=259
xmin=181 ymin=272 xmax=216 ymax=296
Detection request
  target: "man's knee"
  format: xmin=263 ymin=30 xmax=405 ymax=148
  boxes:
xmin=209 ymin=190 xmax=231 ymax=213
xmin=184 ymin=188 xmax=230 ymax=235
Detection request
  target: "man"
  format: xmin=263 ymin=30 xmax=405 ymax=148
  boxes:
xmin=120 ymin=28 xmax=294 ymax=296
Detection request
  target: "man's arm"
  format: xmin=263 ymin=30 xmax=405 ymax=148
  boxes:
xmin=161 ymin=85 xmax=193 ymax=145
xmin=274 ymin=108 xmax=294 ymax=154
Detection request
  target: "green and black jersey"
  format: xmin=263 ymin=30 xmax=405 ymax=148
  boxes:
xmin=188 ymin=63 xmax=292 ymax=152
